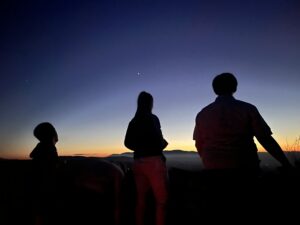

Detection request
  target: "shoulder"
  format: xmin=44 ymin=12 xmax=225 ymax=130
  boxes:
xmin=128 ymin=116 xmax=140 ymax=125
xmin=151 ymin=114 xmax=159 ymax=121
xmin=195 ymin=102 xmax=215 ymax=119
xmin=29 ymin=143 xmax=42 ymax=158
xmin=234 ymin=99 xmax=259 ymax=112
xmin=128 ymin=118 xmax=135 ymax=125
xmin=151 ymin=114 xmax=161 ymax=127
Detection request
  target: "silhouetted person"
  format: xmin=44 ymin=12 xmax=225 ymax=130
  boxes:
xmin=124 ymin=91 xmax=168 ymax=225
xmin=193 ymin=73 xmax=292 ymax=170
xmin=29 ymin=122 xmax=59 ymax=225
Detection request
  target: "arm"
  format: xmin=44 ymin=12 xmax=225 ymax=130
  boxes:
xmin=156 ymin=122 xmax=168 ymax=150
xmin=195 ymin=140 xmax=203 ymax=155
xmin=151 ymin=115 xmax=168 ymax=150
xmin=256 ymin=135 xmax=292 ymax=167
xmin=193 ymin=116 xmax=203 ymax=155
xmin=124 ymin=122 xmax=136 ymax=151
xmin=250 ymin=106 xmax=292 ymax=168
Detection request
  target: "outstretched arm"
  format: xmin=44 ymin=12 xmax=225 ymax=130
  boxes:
xmin=256 ymin=135 xmax=292 ymax=167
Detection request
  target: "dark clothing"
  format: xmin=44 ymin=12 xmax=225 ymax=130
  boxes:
xmin=29 ymin=142 xmax=58 ymax=214
xmin=124 ymin=113 xmax=168 ymax=159
xmin=30 ymin=142 xmax=58 ymax=161
xmin=194 ymin=96 xmax=272 ymax=169
xmin=30 ymin=142 xmax=58 ymax=179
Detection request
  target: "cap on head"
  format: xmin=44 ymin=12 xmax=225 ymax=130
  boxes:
xmin=34 ymin=122 xmax=58 ymax=142
xmin=212 ymin=73 xmax=238 ymax=96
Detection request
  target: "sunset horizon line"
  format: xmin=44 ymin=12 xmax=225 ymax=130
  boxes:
xmin=1 ymin=149 xmax=299 ymax=160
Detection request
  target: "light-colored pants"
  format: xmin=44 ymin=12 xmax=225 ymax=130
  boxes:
xmin=133 ymin=156 xmax=168 ymax=225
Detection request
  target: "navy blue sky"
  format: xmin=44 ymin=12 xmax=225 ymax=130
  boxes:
xmin=1 ymin=0 xmax=299 ymax=158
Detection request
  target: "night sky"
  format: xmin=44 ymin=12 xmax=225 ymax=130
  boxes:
xmin=1 ymin=0 xmax=299 ymax=158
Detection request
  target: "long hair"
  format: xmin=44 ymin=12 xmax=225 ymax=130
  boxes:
xmin=135 ymin=91 xmax=153 ymax=116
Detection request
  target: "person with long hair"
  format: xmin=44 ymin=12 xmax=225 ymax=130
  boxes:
xmin=124 ymin=91 xmax=168 ymax=225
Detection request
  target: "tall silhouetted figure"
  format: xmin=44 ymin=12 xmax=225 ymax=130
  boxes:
xmin=193 ymin=73 xmax=291 ymax=170
xmin=193 ymin=73 xmax=292 ymax=221
xmin=30 ymin=122 xmax=59 ymax=225
xmin=124 ymin=91 xmax=168 ymax=225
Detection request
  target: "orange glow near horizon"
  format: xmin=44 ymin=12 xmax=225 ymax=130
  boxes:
xmin=1 ymin=132 xmax=298 ymax=159
xmin=1 ymin=141 xmax=297 ymax=160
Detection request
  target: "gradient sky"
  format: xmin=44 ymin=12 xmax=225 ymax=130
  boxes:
xmin=1 ymin=0 xmax=299 ymax=159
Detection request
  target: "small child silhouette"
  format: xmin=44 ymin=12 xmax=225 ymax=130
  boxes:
xmin=30 ymin=122 xmax=58 ymax=161
xmin=29 ymin=122 xmax=59 ymax=225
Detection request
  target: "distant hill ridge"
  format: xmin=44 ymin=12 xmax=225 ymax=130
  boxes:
xmin=109 ymin=150 xmax=197 ymax=157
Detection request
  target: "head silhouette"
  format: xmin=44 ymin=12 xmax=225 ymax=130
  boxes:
xmin=34 ymin=122 xmax=58 ymax=143
xmin=212 ymin=73 xmax=238 ymax=96
xmin=136 ymin=91 xmax=153 ymax=114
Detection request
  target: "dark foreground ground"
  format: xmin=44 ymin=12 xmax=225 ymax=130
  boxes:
xmin=1 ymin=152 xmax=300 ymax=225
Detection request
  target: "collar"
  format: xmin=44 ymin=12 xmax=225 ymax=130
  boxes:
xmin=215 ymin=95 xmax=235 ymax=102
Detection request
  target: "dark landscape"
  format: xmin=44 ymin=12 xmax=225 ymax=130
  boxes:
xmin=1 ymin=150 xmax=300 ymax=225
